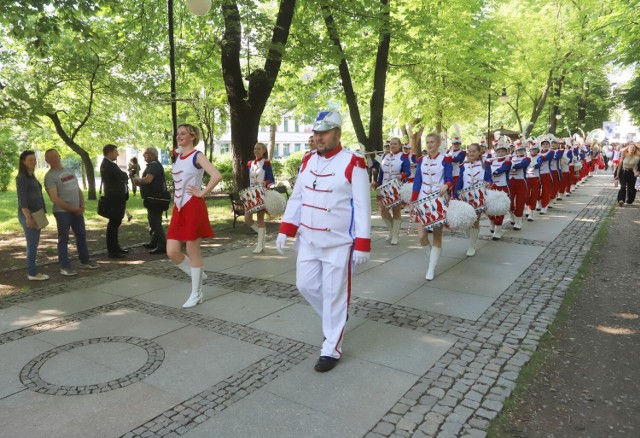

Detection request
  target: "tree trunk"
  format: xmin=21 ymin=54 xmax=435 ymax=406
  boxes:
xmin=46 ymin=112 xmax=97 ymax=199
xmin=220 ymin=0 xmax=295 ymax=192
xmin=269 ymin=123 xmax=276 ymax=159
xmin=321 ymin=0 xmax=391 ymax=153
xmin=405 ymin=122 xmax=423 ymax=155
xmin=229 ymin=107 xmax=261 ymax=191
xmin=368 ymin=0 xmax=391 ymax=153
xmin=528 ymin=69 xmax=554 ymax=135
xmin=548 ymin=73 xmax=565 ymax=135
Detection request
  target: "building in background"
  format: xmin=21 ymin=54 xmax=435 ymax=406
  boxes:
xmin=609 ymin=111 xmax=638 ymax=143
xmin=213 ymin=116 xmax=314 ymax=159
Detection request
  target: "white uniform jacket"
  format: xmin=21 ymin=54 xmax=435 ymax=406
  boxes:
xmin=526 ymin=153 xmax=541 ymax=178
xmin=509 ymin=155 xmax=530 ymax=181
xmin=537 ymin=149 xmax=554 ymax=174
xmin=280 ymin=146 xmax=371 ymax=252
xmin=448 ymin=149 xmax=467 ymax=178
xmin=489 ymin=157 xmax=511 ymax=187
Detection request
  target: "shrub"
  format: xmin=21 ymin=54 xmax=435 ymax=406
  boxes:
xmin=282 ymin=152 xmax=304 ymax=179
xmin=0 ymin=131 xmax=20 ymax=192
xmin=211 ymin=155 xmax=236 ymax=192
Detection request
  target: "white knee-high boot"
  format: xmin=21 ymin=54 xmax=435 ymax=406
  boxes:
xmin=176 ymin=255 xmax=208 ymax=280
xmin=253 ymin=228 xmax=265 ymax=253
xmin=183 ymin=267 xmax=203 ymax=308
xmin=249 ymin=223 xmax=260 ymax=233
xmin=466 ymin=228 xmax=479 ymax=257
xmin=426 ymin=247 xmax=441 ymax=281
xmin=383 ymin=218 xmax=393 ymax=241
xmin=390 ymin=219 xmax=402 ymax=245
xmin=514 ymin=217 xmax=523 ymax=230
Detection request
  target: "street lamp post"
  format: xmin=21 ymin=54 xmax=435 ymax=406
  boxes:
xmin=168 ymin=0 xmax=178 ymax=154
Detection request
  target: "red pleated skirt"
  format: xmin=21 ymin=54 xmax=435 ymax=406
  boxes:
xmin=167 ymin=196 xmax=214 ymax=241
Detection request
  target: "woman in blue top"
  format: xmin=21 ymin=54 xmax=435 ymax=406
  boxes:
xmin=16 ymin=151 xmax=49 ymax=281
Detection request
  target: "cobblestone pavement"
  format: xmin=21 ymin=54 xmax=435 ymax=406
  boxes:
xmin=0 ymin=177 xmax=615 ymax=437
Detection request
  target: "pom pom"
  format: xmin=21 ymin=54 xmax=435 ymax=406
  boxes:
xmin=264 ymin=190 xmax=287 ymax=217
xmin=400 ymin=182 xmax=413 ymax=204
xmin=485 ymin=189 xmax=511 ymax=216
xmin=446 ymin=200 xmax=477 ymax=230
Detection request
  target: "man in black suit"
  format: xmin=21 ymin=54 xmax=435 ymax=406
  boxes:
xmin=100 ymin=144 xmax=129 ymax=258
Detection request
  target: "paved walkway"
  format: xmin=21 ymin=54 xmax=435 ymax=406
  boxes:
xmin=0 ymin=176 xmax=615 ymax=438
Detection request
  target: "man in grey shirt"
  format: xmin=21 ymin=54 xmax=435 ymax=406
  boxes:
xmin=44 ymin=149 xmax=99 ymax=275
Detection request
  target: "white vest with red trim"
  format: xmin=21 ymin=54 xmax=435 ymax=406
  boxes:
xmin=248 ymin=158 xmax=268 ymax=185
xmin=171 ymin=150 xmax=202 ymax=210
xmin=460 ymin=160 xmax=487 ymax=190
xmin=380 ymin=152 xmax=405 ymax=185
xmin=417 ymin=153 xmax=448 ymax=196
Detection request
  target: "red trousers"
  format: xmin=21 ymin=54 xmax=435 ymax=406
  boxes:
xmin=569 ymin=165 xmax=578 ymax=186
xmin=561 ymin=171 xmax=571 ymax=194
xmin=580 ymin=161 xmax=588 ymax=180
xmin=540 ymin=173 xmax=553 ymax=208
xmin=550 ymin=170 xmax=560 ymax=199
xmin=488 ymin=184 xmax=509 ymax=226
xmin=527 ymin=177 xmax=541 ymax=211
xmin=509 ymin=179 xmax=528 ymax=217
xmin=450 ymin=175 xmax=460 ymax=197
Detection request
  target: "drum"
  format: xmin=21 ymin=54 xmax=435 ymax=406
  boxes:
xmin=457 ymin=182 xmax=488 ymax=213
xmin=239 ymin=185 xmax=266 ymax=214
xmin=376 ymin=179 xmax=403 ymax=208
xmin=411 ymin=193 xmax=448 ymax=228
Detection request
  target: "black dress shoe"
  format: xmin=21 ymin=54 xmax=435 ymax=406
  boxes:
xmin=118 ymin=248 xmax=130 ymax=254
xmin=142 ymin=243 xmax=155 ymax=249
xmin=108 ymin=253 xmax=126 ymax=259
xmin=149 ymin=248 xmax=165 ymax=255
xmin=314 ymin=356 xmax=339 ymax=373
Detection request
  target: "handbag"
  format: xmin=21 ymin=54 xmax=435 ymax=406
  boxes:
xmin=143 ymin=169 xmax=171 ymax=211
xmin=31 ymin=209 xmax=49 ymax=230
xmin=97 ymin=181 xmax=111 ymax=218
xmin=144 ymin=191 xmax=171 ymax=211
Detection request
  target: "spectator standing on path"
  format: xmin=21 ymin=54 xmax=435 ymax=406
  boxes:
xmin=615 ymin=143 xmax=640 ymax=206
xmin=44 ymin=149 xmax=99 ymax=275
xmin=100 ymin=144 xmax=130 ymax=259
xmin=135 ymin=147 xmax=167 ymax=255
xmin=17 ymin=151 xmax=49 ymax=281
xmin=128 ymin=157 xmax=141 ymax=196
xmin=166 ymin=124 xmax=222 ymax=309
xmin=276 ymin=110 xmax=371 ymax=373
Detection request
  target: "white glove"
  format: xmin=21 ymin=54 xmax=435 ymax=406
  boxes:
xmin=352 ymin=250 xmax=370 ymax=266
xmin=276 ymin=233 xmax=288 ymax=254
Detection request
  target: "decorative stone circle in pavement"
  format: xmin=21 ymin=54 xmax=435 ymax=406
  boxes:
xmin=19 ymin=336 xmax=165 ymax=396
xmin=0 ymin=179 xmax=614 ymax=437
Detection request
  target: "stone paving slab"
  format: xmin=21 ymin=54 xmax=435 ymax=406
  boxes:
xmin=0 ymin=176 xmax=615 ymax=438
xmin=397 ymin=287 xmax=496 ymax=321
xmin=0 ymin=305 xmax=58 ymax=335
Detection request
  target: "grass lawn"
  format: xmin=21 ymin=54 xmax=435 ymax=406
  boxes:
xmin=0 ymin=190 xmax=238 ymax=234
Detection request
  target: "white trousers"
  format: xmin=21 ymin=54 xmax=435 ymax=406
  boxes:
xmin=296 ymin=242 xmax=352 ymax=359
